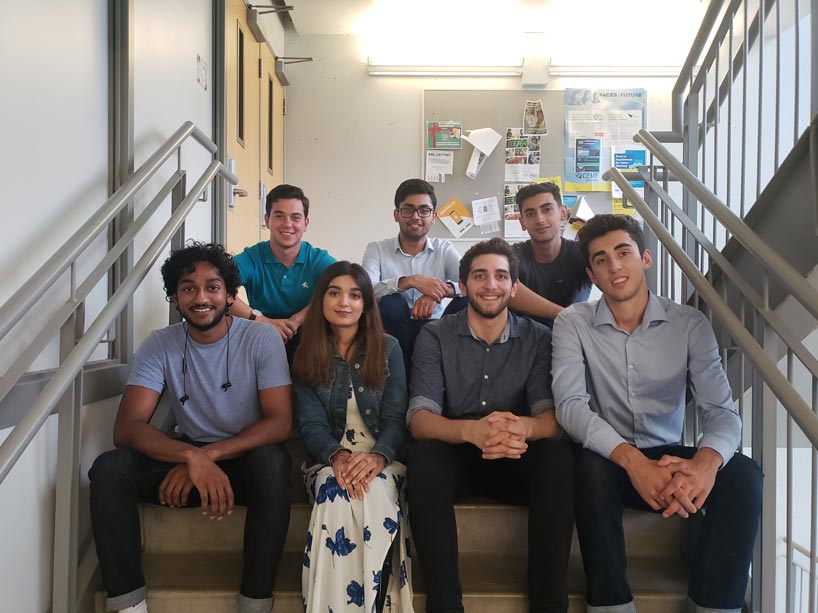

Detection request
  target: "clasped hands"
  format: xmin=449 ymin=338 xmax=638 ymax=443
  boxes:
xmin=468 ymin=411 xmax=530 ymax=460
xmin=627 ymin=449 xmax=721 ymax=520
xmin=158 ymin=448 xmax=234 ymax=520
xmin=331 ymin=450 xmax=387 ymax=500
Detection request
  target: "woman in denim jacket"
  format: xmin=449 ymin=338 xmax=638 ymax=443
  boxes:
xmin=292 ymin=261 xmax=413 ymax=613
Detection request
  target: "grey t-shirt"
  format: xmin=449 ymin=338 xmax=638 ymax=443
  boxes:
xmin=514 ymin=239 xmax=592 ymax=325
xmin=128 ymin=317 xmax=291 ymax=442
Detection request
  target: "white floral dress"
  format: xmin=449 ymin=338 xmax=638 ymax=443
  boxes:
xmin=302 ymin=383 xmax=414 ymax=613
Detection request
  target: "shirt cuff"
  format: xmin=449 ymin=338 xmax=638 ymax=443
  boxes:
xmin=697 ymin=435 xmax=736 ymax=468
xmin=407 ymin=395 xmax=443 ymax=427
xmin=587 ymin=428 xmax=630 ymax=460
xmin=529 ymin=399 xmax=555 ymax=416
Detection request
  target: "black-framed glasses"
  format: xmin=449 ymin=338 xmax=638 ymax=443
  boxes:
xmin=398 ymin=205 xmax=434 ymax=218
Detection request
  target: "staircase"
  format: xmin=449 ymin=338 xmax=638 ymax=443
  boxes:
xmin=94 ymin=440 xmax=692 ymax=613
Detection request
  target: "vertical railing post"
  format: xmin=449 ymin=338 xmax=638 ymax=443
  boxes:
xmin=752 ymin=296 xmax=779 ymax=612
xmin=682 ymin=90 xmax=700 ymax=304
xmin=169 ymin=171 xmax=187 ymax=327
xmin=51 ymin=305 xmax=85 ymax=613
xmin=811 ymin=0 xmax=818 ymax=120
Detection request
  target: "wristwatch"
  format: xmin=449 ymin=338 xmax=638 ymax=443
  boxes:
xmin=249 ymin=309 xmax=263 ymax=321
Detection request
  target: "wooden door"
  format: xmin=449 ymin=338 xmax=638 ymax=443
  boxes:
xmin=224 ymin=0 xmax=262 ymax=255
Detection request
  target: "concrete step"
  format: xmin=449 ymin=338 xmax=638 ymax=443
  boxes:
xmin=96 ymin=550 xmax=688 ymax=613
xmin=140 ymin=502 xmax=687 ymax=558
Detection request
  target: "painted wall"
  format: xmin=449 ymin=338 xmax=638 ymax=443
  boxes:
xmin=281 ymin=33 xmax=682 ymax=262
xmin=0 ymin=1 xmax=214 ymax=610
xmin=132 ymin=0 xmax=215 ymax=345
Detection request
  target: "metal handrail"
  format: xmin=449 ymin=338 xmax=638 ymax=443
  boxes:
xmin=0 ymin=160 xmax=235 ymax=483
xmin=651 ymin=0 xmax=727 ymax=142
xmin=604 ymin=167 xmax=818 ymax=450
xmin=0 ymin=172 xmax=184 ymax=407
xmin=642 ymin=171 xmax=818 ymax=382
xmin=0 ymin=121 xmax=222 ymax=343
xmin=635 ymin=128 xmax=818 ymax=323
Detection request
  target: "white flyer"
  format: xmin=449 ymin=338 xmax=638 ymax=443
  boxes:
xmin=471 ymin=196 xmax=501 ymax=225
xmin=425 ymin=150 xmax=454 ymax=183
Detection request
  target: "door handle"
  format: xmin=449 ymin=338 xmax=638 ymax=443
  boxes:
xmin=233 ymin=188 xmax=249 ymax=197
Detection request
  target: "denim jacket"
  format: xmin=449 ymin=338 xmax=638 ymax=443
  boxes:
xmin=295 ymin=334 xmax=408 ymax=466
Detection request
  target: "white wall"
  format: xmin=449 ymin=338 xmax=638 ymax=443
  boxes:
xmin=132 ymin=0 xmax=215 ymax=345
xmin=0 ymin=0 xmax=110 ymax=373
xmin=0 ymin=1 xmax=215 ymax=610
xmin=282 ymin=33 xmax=681 ymax=262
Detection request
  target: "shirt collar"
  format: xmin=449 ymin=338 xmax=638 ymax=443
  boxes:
xmin=392 ymin=235 xmax=433 ymax=256
xmin=593 ymin=292 xmax=669 ymax=331
xmin=455 ymin=309 xmax=517 ymax=344
xmin=263 ymin=241 xmax=307 ymax=266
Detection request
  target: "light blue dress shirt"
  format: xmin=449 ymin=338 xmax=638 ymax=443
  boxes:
xmin=361 ymin=236 xmax=461 ymax=320
xmin=551 ymin=293 xmax=741 ymax=465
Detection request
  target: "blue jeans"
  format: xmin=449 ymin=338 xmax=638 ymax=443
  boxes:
xmin=574 ymin=445 xmax=762 ymax=612
xmin=89 ymin=444 xmax=291 ymax=611
xmin=408 ymin=438 xmax=575 ymax=613
xmin=379 ymin=293 xmax=467 ymax=373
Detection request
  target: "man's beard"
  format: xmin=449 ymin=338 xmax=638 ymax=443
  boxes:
xmin=185 ymin=302 xmax=230 ymax=332
xmin=467 ymin=294 xmax=509 ymax=319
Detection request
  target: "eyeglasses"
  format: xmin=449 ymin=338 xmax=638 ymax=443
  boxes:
xmin=398 ymin=206 xmax=434 ymax=218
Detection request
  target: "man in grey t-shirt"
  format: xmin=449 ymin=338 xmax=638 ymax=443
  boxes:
xmin=89 ymin=242 xmax=292 ymax=613
xmin=512 ymin=181 xmax=591 ymax=327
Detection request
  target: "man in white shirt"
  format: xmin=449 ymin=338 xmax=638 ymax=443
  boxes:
xmin=362 ymin=179 xmax=465 ymax=369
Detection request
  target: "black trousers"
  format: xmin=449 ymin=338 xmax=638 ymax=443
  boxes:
xmin=407 ymin=438 xmax=575 ymax=613
xmin=89 ymin=444 xmax=291 ymax=606
xmin=574 ymin=445 xmax=762 ymax=610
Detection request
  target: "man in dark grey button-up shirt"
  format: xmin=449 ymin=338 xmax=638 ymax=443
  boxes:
xmin=407 ymin=237 xmax=574 ymax=613
xmin=552 ymin=214 xmax=761 ymax=613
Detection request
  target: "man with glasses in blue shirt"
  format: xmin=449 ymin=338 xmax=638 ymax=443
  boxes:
xmin=362 ymin=179 xmax=465 ymax=369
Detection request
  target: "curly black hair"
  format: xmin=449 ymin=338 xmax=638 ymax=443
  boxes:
xmin=160 ymin=241 xmax=242 ymax=299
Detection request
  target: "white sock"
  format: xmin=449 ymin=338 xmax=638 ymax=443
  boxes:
xmin=119 ymin=600 xmax=148 ymax=613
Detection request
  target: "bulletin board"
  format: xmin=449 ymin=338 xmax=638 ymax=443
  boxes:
xmin=423 ymin=89 xmax=614 ymax=246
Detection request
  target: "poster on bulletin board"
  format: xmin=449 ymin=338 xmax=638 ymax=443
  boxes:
xmin=564 ymin=88 xmax=646 ymax=192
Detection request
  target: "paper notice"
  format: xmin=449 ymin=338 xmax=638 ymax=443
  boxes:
xmin=425 ymin=150 xmax=454 ymax=183
xmin=437 ymin=197 xmax=475 ymax=238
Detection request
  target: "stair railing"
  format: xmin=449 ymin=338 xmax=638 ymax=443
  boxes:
xmin=0 ymin=121 xmax=237 ymax=613
xmin=656 ymin=0 xmax=816 ymax=227
xmin=605 ymin=133 xmax=818 ymax=612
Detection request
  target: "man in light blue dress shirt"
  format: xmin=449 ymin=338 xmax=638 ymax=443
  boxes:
xmin=362 ymin=179 xmax=465 ymax=369
xmin=551 ymin=214 xmax=761 ymax=613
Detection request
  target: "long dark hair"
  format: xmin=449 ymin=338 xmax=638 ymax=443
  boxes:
xmin=292 ymin=261 xmax=386 ymax=388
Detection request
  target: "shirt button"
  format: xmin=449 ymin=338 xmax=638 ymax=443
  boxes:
xmin=358 ymin=386 xmax=364 ymax=392
xmin=483 ymin=374 xmax=489 ymax=379
xmin=365 ymin=410 xmax=371 ymax=415
xmin=486 ymin=348 xmax=490 ymax=352
xmin=628 ymin=364 xmax=634 ymax=369
xmin=481 ymin=401 xmax=487 ymax=406
xmin=354 ymin=363 xmax=361 ymax=369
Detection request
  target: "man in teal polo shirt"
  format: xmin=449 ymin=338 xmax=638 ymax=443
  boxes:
xmin=231 ymin=184 xmax=335 ymax=350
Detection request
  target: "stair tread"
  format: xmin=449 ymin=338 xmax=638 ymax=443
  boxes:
xmin=140 ymin=550 xmax=689 ymax=595
xmin=141 ymin=502 xmax=686 ymax=556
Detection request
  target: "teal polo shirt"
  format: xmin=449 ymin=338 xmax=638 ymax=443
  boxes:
xmin=234 ymin=240 xmax=336 ymax=319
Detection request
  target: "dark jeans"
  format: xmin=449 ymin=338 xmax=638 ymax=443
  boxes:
xmin=379 ymin=293 xmax=468 ymax=374
xmin=89 ymin=444 xmax=291 ymax=606
xmin=574 ymin=445 xmax=762 ymax=610
xmin=407 ymin=438 xmax=575 ymax=613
